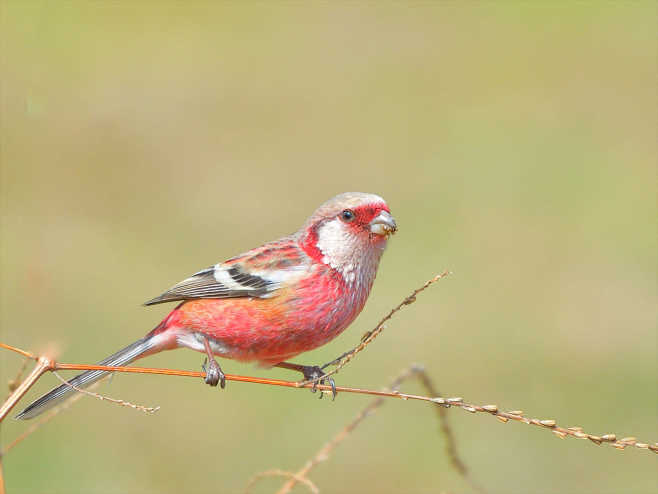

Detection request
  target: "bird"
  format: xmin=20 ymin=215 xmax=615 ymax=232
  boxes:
xmin=16 ymin=192 xmax=397 ymax=420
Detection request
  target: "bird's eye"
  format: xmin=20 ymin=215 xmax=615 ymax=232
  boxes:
xmin=340 ymin=209 xmax=355 ymax=222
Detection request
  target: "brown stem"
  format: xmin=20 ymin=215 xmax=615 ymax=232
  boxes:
xmin=0 ymin=358 xmax=52 ymax=422
xmin=53 ymin=362 xmax=438 ymax=401
xmin=1 ymin=344 xmax=656 ymax=455
xmin=0 ymin=343 xmax=36 ymax=360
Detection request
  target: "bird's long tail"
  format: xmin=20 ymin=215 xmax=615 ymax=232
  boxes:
xmin=15 ymin=337 xmax=157 ymax=420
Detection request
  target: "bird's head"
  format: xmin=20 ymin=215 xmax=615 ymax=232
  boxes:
xmin=299 ymin=192 xmax=396 ymax=282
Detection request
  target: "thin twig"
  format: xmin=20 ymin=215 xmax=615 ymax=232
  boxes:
xmin=415 ymin=368 xmax=467 ymax=474
xmin=274 ymin=396 xmax=384 ymax=494
xmin=6 ymin=358 xmax=30 ymax=397
xmin=0 ymin=343 xmax=36 ymax=360
xmin=0 ymin=344 xmax=656 ymax=455
xmin=303 ymin=271 xmax=451 ymax=387
xmin=426 ymin=397 xmax=658 ymax=454
xmin=274 ymin=366 xmax=420 ymax=494
xmin=414 ymin=365 xmax=485 ymax=493
xmin=0 ymin=357 xmax=52 ymax=422
xmin=272 ymin=365 xmax=481 ymax=494
xmin=244 ymin=469 xmax=319 ymax=494
xmin=1 ymin=381 xmax=103 ymax=456
xmin=52 ymin=371 xmax=159 ymax=415
xmin=29 ymin=361 xmax=459 ymax=403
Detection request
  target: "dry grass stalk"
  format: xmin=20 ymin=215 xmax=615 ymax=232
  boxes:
xmin=0 ymin=380 xmax=102 ymax=456
xmin=244 ymin=469 xmax=319 ymax=494
xmin=271 ymin=366 xmax=416 ymax=494
xmin=263 ymin=364 xmax=482 ymax=494
xmin=52 ymin=371 xmax=160 ymax=416
xmin=1 ymin=346 xmax=655 ymax=457
xmin=427 ymin=397 xmax=658 ymax=454
xmin=413 ymin=366 xmax=485 ymax=493
xmin=1 ymin=273 xmax=656 ymax=464
xmin=0 ymin=356 xmax=52 ymax=422
xmin=6 ymin=358 xmax=30 ymax=397
xmin=301 ymin=271 xmax=451 ymax=388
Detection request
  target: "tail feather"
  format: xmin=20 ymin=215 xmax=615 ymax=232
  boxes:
xmin=15 ymin=337 xmax=155 ymax=420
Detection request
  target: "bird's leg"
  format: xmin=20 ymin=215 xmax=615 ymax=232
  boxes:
xmin=274 ymin=362 xmax=336 ymax=400
xmin=201 ymin=337 xmax=226 ymax=389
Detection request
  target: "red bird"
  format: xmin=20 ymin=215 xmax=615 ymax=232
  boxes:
xmin=18 ymin=192 xmax=397 ymax=419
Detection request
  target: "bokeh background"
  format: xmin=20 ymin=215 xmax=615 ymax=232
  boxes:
xmin=1 ymin=2 xmax=656 ymax=493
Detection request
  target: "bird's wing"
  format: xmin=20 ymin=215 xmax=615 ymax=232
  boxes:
xmin=143 ymin=239 xmax=308 ymax=306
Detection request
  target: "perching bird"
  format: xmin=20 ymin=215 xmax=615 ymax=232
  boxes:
xmin=17 ymin=192 xmax=396 ymax=419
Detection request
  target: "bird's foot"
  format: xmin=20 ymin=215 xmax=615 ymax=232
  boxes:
xmin=274 ymin=361 xmax=337 ymax=400
xmin=201 ymin=336 xmax=226 ymax=389
xmin=201 ymin=357 xmax=226 ymax=389
xmin=299 ymin=365 xmax=337 ymax=401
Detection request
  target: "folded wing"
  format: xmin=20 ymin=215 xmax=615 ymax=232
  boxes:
xmin=143 ymin=240 xmax=308 ymax=305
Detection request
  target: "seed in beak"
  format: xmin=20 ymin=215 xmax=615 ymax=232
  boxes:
xmin=369 ymin=211 xmax=397 ymax=236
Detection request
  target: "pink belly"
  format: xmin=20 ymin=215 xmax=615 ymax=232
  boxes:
xmin=153 ymin=277 xmax=364 ymax=365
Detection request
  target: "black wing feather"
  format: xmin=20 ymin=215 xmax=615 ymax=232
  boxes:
xmin=143 ymin=266 xmax=273 ymax=306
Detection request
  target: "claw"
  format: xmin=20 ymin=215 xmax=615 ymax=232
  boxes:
xmin=203 ymin=359 xmax=226 ymax=388
xmin=328 ymin=377 xmax=337 ymax=401
xmin=301 ymin=366 xmax=336 ymax=400
xmin=274 ymin=362 xmax=338 ymax=400
xmin=201 ymin=337 xmax=226 ymax=389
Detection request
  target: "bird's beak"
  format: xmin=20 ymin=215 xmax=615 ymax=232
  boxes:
xmin=369 ymin=211 xmax=397 ymax=236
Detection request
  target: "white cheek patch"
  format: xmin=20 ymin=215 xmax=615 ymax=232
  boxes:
xmin=316 ymin=219 xmax=359 ymax=282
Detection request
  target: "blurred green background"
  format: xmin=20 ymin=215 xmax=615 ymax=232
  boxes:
xmin=1 ymin=2 xmax=656 ymax=493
